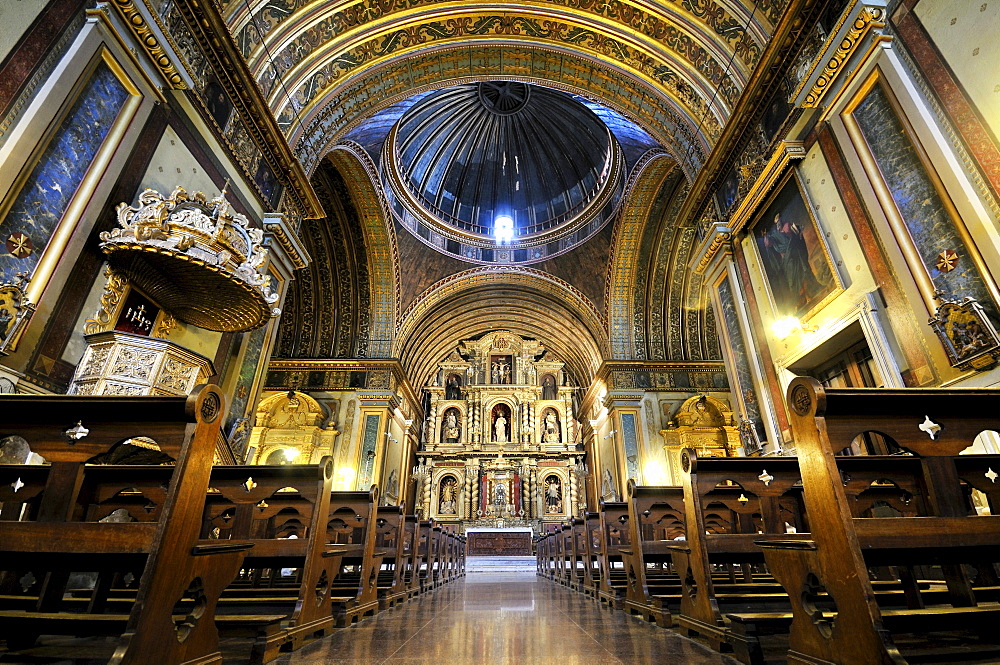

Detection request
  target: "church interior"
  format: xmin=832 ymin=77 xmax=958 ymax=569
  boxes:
xmin=2 ymin=0 xmax=1000 ymax=663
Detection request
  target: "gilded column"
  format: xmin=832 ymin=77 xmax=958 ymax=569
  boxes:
xmin=470 ymin=464 xmax=480 ymax=517
xmin=569 ymin=466 xmax=579 ymax=519
xmin=464 ymin=465 xmax=474 ymax=518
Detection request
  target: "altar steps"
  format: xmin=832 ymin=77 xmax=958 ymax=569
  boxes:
xmin=465 ymin=556 xmax=537 ymax=574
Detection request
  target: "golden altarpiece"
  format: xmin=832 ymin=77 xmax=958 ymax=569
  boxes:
xmin=414 ymin=331 xmax=585 ymax=532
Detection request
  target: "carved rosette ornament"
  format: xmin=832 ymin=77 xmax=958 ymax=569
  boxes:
xmin=99 ymin=186 xmax=279 ymax=332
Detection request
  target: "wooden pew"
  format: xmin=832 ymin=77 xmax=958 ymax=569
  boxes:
xmin=0 ymin=386 xmax=253 ymax=665
xmin=620 ymin=481 xmax=685 ymax=626
xmin=199 ymin=459 xmax=343 ymax=659
xmin=580 ymin=512 xmax=604 ymax=598
xmin=596 ymin=501 xmax=631 ymax=609
xmin=374 ymin=504 xmax=407 ymax=610
xmin=668 ymin=452 xmax=807 ymax=653
xmin=400 ymin=514 xmax=421 ymax=598
xmin=416 ymin=520 xmax=437 ymax=593
xmin=756 ymin=377 xmax=1000 ymax=665
xmin=326 ymin=487 xmax=383 ymax=626
xmin=568 ymin=518 xmax=589 ymax=591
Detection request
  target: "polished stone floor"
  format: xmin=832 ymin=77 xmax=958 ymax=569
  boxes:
xmin=273 ymin=573 xmax=739 ymax=665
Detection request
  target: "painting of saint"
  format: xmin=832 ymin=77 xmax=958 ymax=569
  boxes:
xmin=752 ymin=174 xmax=840 ymax=319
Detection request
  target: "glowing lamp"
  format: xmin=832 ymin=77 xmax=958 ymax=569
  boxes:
xmin=493 ymin=215 xmax=514 ymax=243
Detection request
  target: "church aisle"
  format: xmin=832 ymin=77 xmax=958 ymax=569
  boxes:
xmin=270 ymin=573 xmax=739 ymax=665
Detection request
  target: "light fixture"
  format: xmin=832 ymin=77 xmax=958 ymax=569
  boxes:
xmin=283 ymin=448 xmax=300 ymax=463
xmin=493 ymin=215 xmax=514 ymax=244
xmin=771 ymin=316 xmax=817 ymax=339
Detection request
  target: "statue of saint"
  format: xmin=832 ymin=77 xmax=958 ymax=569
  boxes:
xmin=442 ymin=411 xmax=461 ymax=443
xmin=494 ymin=413 xmax=508 ymax=443
xmin=542 ymin=374 xmax=557 ymax=400
xmin=545 ymin=478 xmax=562 ymax=513
xmin=491 ymin=362 xmax=500 ymax=383
xmin=445 ymin=374 xmax=462 ymax=401
xmin=439 ymin=477 xmax=457 ymax=515
xmin=542 ymin=411 xmax=560 ymax=443
xmin=494 ymin=481 xmax=507 ymax=508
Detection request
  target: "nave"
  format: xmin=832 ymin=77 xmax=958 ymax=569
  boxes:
xmin=269 ymin=573 xmax=737 ymax=665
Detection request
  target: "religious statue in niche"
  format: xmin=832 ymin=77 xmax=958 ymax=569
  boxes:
xmin=541 ymin=374 xmax=557 ymax=400
xmin=441 ymin=407 xmax=461 ymax=443
xmin=602 ymin=467 xmax=617 ymax=501
xmin=494 ymin=412 xmax=508 ymax=443
xmin=445 ymin=373 xmax=463 ymax=400
xmin=545 ymin=476 xmax=563 ymax=514
xmin=490 ymin=355 xmax=512 ymax=384
xmin=493 ymin=480 xmax=508 ymax=508
xmin=492 ymin=404 xmax=511 ymax=443
xmin=439 ymin=476 xmax=458 ymax=515
xmin=542 ymin=409 xmax=561 ymax=443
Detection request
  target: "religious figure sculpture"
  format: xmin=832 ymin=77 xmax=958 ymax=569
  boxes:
xmin=494 ymin=412 xmax=508 ymax=443
xmin=602 ymin=467 xmax=616 ymax=500
xmin=494 ymin=481 xmax=507 ymax=508
xmin=442 ymin=410 xmax=461 ymax=443
xmin=541 ymin=374 xmax=557 ymax=400
xmin=542 ymin=410 xmax=560 ymax=443
xmin=439 ymin=477 xmax=458 ymax=515
xmin=491 ymin=362 xmax=500 ymax=384
xmin=545 ymin=477 xmax=562 ymax=514
xmin=445 ymin=374 xmax=462 ymax=401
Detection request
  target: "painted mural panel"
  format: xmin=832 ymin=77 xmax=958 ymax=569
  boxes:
xmin=750 ymin=173 xmax=842 ymax=320
xmin=0 ymin=61 xmax=130 ymax=283
xmin=620 ymin=412 xmax=640 ymax=482
xmin=358 ymin=413 xmax=380 ymax=489
xmin=852 ymin=81 xmax=997 ymax=317
xmin=717 ymin=276 xmax=765 ymax=442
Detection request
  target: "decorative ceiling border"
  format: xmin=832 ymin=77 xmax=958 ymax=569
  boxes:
xmin=293 ymin=44 xmax=707 ymax=178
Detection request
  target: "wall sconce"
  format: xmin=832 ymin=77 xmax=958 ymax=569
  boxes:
xmin=771 ymin=316 xmax=817 ymax=339
xmin=283 ymin=448 xmax=300 ymax=463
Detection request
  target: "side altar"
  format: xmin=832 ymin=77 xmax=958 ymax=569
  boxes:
xmin=411 ymin=331 xmax=587 ymax=534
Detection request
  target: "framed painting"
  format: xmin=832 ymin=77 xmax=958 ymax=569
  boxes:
xmin=750 ymin=171 xmax=843 ymax=320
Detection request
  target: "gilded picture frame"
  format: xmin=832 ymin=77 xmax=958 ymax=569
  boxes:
xmin=748 ymin=170 xmax=844 ymax=321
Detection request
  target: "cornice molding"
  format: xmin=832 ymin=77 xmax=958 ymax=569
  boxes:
xmin=171 ymin=0 xmax=323 ymax=219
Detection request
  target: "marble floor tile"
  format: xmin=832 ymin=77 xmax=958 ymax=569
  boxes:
xmin=272 ymin=573 xmax=739 ymax=665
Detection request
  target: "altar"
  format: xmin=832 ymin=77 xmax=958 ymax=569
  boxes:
xmin=465 ymin=528 xmax=533 ymax=556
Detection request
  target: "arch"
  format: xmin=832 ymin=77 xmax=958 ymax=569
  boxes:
xmin=255 ymin=390 xmax=326 ymax=429
xmin=324 ymin=144 xmax=399 ymax=357
xmin=436 ymin=473 xmax=461 ymax=516
xmin=606 ymin=153 xmax=679 ymax=358
xmin=292 ymin=47 xmax=709 ymax=179
xmin=395 ymin=266 xmax=608 ymax=386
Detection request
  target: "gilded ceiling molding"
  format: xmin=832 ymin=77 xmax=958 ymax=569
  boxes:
xmin=162 ymin=0 xmax=324 ymax=218
xmin=395 ymin=266 xmax=610 ymax=383
xmin=606 ymin=151 xmax=677 ymax=360
xmin=110 ymin=0 xmax=186 ymax=88
xmin=671 ymin=0 xmax=827 ymax=231
xmin=223 ymin=0 xmax=769 ymax=82
xmin=258 ymin=7 xmax=745 ymax=108
xmin=293 ymin=44 xmax=704 ymax=177
xmin=398 ymin=266 xmax=607 ymax=341
xmin=325 ymin=143 xmax=399 ymax=358
xmin=271 ymin=17 xmax=727 ymax=147
xmin=794 ymin=2 xmax=887 ymax=109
